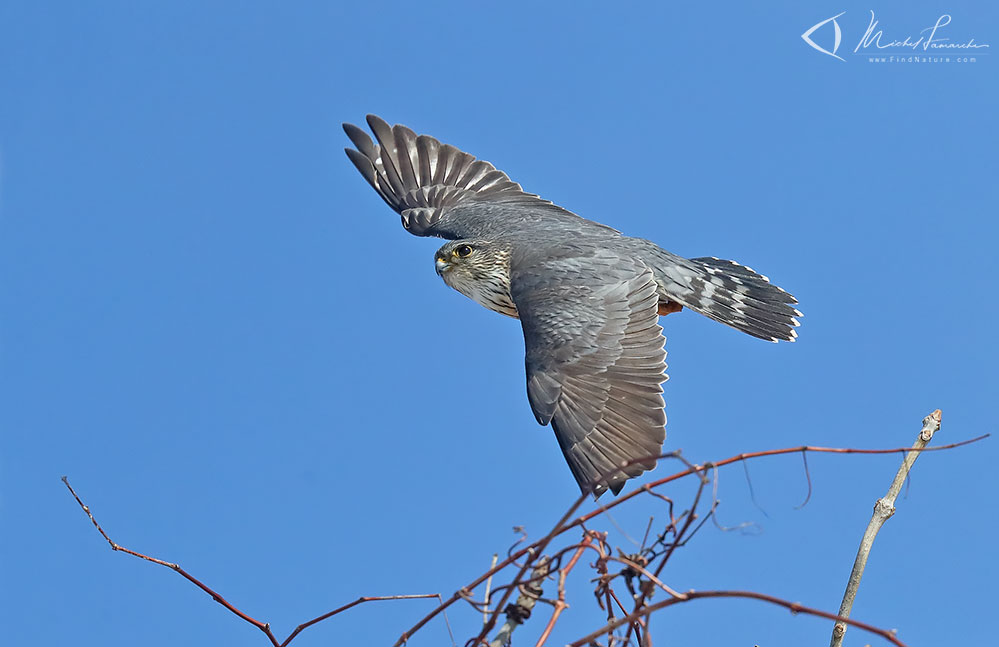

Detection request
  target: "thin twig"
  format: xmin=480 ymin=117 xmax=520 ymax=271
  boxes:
xmin=570 ymin=434 xmax=987 ymax=533
xmin=535 ymin=534 xmax=593 ymax=646
xmin=794 ymin=450 xmax=813 ymax=509
xmin=611 ymin=556 xmax=684 ymax=599
xmin=280 ymin=594 xmax=445 ymax=647
xmin=742 ymin=459 xmax=770 ymax=518
xmin=483 ymin=553 xmax=498 ymax=625
xmin=639 ymin=517 xmax=655 ymax=552
xmin=470 ymin=495 xmax=591 ymax=645
xmin=62 ymin=476 xmax=282 ymax=646
xmin=65 ymin=424 xmax=983 ymax=647
xmin=589 ymin=535 xmax=627 ymax=644
xmin=618 ymin=458 xmax=708 ymax=643
xmin=709 ymin=462 xmax=758 ymax=534
xmin=62 ymin=477 xmax=446 ymax=646
xmin=604 ymin=511 xmax=641 ymax=548
xmin=393 ymin=434 xmax=986 ymax=645
xmin=571 ymin=589 xmax=907 ymax=647
xmin=829 ymin=410 xmax=942 ymax=647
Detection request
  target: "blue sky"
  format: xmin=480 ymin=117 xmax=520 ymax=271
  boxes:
xmin=1 ymin=1 xmax=996 ymax=645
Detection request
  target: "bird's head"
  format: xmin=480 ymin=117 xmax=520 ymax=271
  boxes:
xmin=434 ymin=240 xmax=518 ymax=318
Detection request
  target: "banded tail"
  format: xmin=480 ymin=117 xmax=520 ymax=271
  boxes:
xmin=656 ymin=255 xmax=801 ymax=343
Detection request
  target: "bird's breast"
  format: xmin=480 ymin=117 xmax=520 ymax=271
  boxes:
xmin=444 ymin=269 xmax=519 ymax=319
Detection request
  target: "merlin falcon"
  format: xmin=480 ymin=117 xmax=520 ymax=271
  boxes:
xmin=343 ymin=115 xmax=800 ymax=496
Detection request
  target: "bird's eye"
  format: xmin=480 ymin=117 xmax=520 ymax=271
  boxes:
xmin=455 ymin=245 xmax=473 ymax=258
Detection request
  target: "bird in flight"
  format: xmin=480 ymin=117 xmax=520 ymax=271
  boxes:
xmin=343 ymin=115 xmax=800 ymax=496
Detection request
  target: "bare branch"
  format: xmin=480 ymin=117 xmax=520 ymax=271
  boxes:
xmin=483 ymin=553 xmax=499 ymax=625
xmin=571 ymin=589 xmax=907 ymax=647
xmin=573 ymin=434 xmax=987 ymax=532
xmin=62 ymin=477 xmax=446 ymax=646
xmin=67 ymin=426 xmax=984 ymax=647
xmin=535 ymin=534 xmax=593 ymax=646
xmin=742 ymin=459 xmax=770 ymax=518
xmin=394 ymin=433 xmax=985 ymax=645
xmin=280 ymin=595 xmax=448 ymax=647
xmin=794 ymin=450 xmax=812 ymax=509
xmin=829 ymin=409 xmax=942 ymax=647
xmin=471 ymin=495 xmax=592 ymax=644
xmin=611 ymin=554 xmax=684 ymax=599
xmin=62 ymin=476 xmax=282 ymax=646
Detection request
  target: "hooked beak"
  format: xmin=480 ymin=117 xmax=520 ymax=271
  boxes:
xmin=435 ymin=257 xmax=451 ymax=276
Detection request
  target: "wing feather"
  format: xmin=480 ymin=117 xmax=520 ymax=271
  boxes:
xmin=392 ymin=124 xmax=420 ymax=190
xmin=343 ymin=114 xmax=582 ymax=238
xmin=513 ymin=255 xmax=668 ymax=496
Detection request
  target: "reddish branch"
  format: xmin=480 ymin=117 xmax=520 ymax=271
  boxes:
xmin=534 ymin=533 xmax=594 ymax=646
xmin=569 ymin=589 xmax=906 ymax=647
xmin=394 ymin=434 xmax=986 ymax=645
xmin=573 ymin=434 xmax=989 ymax=531
xmin=587 ymin=533 xmax=644 ymax=645
xmin=459 ymin=497 xmax=594 ymax=646
xmin=64 ymin=430 xmax=987 ymax=647
xmin=61 ymin=477 xmax=449 ymax=647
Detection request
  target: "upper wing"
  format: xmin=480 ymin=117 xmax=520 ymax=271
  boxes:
xmin=343 ymin=115 xmax=578 ymax=238
xmin=512 ymin=254 xmax=668 ymax=496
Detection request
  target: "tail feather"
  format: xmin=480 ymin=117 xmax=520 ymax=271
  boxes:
xmin=665 ymin=256 xmax=801 ymax=343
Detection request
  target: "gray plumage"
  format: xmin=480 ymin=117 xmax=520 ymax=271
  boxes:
xmin=344 ymin=115 xmax=801 ymax=496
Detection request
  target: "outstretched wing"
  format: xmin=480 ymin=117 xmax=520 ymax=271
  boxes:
xmin=512 ymin=254 xmax=668 ymax=496
xmin=343 ymin=115 xmax=582 ymax=238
